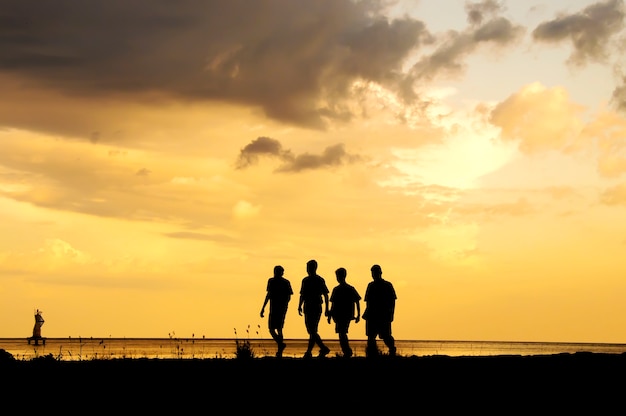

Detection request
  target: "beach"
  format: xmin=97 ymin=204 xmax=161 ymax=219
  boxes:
xmin=3 ymin=350 xmax=625 ymax=412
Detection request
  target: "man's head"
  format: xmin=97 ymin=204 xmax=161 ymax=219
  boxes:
xmin=274 ymin=265 xmax=284 ymax=277
xmin=335 ymin=267 xmax=347 ymax=283
xmin=370 ymin=264 xmax=382 ymax=280
xmin=306 ymin=259 xmax=318 ymax=274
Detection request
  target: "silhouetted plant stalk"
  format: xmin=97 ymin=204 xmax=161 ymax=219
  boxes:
xmin=169 ymin=331 xmax=184 ymax=358
xmin=234 ymin=325 xmax=255 ymax=359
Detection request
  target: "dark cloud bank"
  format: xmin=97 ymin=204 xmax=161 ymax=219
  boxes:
xmin=1 ymin=0 xmax=625 ymax=131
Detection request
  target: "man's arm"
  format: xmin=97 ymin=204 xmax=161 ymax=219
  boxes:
xmin=389 ymin=282 xmax=396 ymax=321
xmin=327 ymin=298 xmax=333 ymax=324
xmin=323 ymin=292 xmax=330 ymax=316
xmin=260 ymin=293 xmax=269 ymax=317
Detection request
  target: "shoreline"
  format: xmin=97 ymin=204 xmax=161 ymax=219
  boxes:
xmin=3 ymin=350 xmax=626 ymax=411
xmin=4 ymin=337 xmax=626 ymax=360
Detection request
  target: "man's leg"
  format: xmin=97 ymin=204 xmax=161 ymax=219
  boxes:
xmin=304 ymin=314 xmax=315 ymax=358
xmin=339 ymin=332 xmax=352 ymax=357
xmin=365 ymin=320 xmax=380 ymax=357
xmin=316 ymin=331 xmax=330 ymax=357
xmin=366 ymin=336 xmax=378 ymax=357
xmin=276 ymin=328 xmax=286 ymax=357
xmin=381 ymin=323 xmax=396 ymax=356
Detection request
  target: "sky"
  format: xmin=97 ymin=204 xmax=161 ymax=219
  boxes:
xmin=2 ymin=0 xmax=626 ymax=343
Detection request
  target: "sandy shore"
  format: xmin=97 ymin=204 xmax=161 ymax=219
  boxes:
xmin=3 ymin=350 xmax=625 ymax=412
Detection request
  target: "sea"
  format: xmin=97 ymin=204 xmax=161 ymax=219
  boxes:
xmin=2 ymin=337 xmax=626 ymax=361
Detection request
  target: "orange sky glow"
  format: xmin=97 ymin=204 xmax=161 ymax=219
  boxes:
xmin=2 ymin=0 xmax=626 ymax=343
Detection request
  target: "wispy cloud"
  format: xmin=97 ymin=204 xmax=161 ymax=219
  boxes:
xmin=236 ymin=136 xmax=362 ymax=172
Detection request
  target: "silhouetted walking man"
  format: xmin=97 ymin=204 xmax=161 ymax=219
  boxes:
xmin=328 ymin=267 xmax=361 ymax=358
xmin=363 ymin=264 xmax=396 ymax=357
xmin=298 ymin=259 xmax=331 ymax=358
xmin=260 ymin=265 xmax=293 ymax=357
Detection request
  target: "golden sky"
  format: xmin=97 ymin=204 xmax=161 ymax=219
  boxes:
xmin=2 ymin=0 xmax=626 ymax=343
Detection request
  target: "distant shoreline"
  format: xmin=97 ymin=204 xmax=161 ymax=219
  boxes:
xmin=4 ymin=337 xmax=626 ymax=361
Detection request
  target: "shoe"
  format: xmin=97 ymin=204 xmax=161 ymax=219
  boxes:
xmin=303 ymin=351 xmax=313 ymax=359
xmin=318 ymin=346 xmax=330 ymax=358
xmin=343 ymin=350 xmax=353 ymax=358
xmin=276 ymin=343 xmax=285 ymax=358
xmin=389 ymin=347 xmax=397 ymax=357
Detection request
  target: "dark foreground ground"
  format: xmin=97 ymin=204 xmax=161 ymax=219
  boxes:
xmin=2 ymin=350 xmax=625 ymax=413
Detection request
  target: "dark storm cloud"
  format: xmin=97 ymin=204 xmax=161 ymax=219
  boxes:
xmin=410 ymin=2 xmax=524 ymax=80
xmin=532 ymin=0 xmax=625 ymax=66
xmin=236 ymin=136 xmax=361 ymax=172
xmin=235 ymin=136 xmax=294 ymax=169
xmin=0 ymin=0 xmax=431 ymax=129
xmin=277 ymin=143 xmax=361 ymax=172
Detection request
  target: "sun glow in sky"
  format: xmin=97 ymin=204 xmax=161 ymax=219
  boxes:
xmin=2 ymin=0 xmax=626 ymax=343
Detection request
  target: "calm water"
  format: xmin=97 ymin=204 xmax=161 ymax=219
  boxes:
xmin=2 ymin=337 xmax=626 ymax=361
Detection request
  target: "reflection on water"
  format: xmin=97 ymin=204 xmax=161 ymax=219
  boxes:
xmin=1 ymin=337 xmax=626 ymax=361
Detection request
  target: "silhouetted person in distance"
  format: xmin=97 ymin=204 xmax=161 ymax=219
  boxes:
xmin=260 ymin=265 xmax=293 ymax=357
xmin=298 ymin=259 xmax=331 ymax=358
xmin=328 ymin=267 xmax=361 ymax=358
xmin=28 ymin=309 xmax=46 ymax=345
xmin=33 ymin=309 xmax=44 ymax=338
xmin=363 ymin=264 xmax=397 ymax=357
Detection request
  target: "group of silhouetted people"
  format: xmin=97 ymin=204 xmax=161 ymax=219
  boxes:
xmin=260 ymin=259 xmax=396 ymax=358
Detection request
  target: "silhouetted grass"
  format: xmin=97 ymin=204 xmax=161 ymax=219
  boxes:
xmin=234 ymin=325 xmax=255 ymax=359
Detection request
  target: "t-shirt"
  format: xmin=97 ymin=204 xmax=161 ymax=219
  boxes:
xmin=299 ymin=274 xmax=329 ymax=305
xmin=330 ymin=283 xmax=361 ymax=321
xmin=364 ymin=279 xmax=396 ymax=322
xmin=267 ymin=277 xmax=293 ymax=309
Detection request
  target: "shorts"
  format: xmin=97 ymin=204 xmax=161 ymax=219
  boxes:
xmin=303 ymin=303 xmax=322 ymax=334
xmin=366 ymin=320 xmax=392 ymax=339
